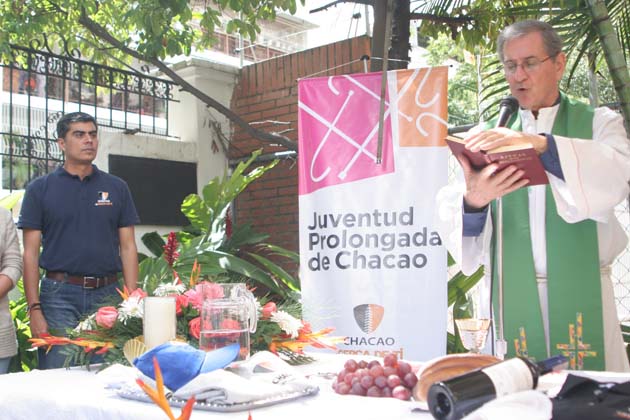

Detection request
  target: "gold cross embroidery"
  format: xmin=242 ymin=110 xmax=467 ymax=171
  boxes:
xmin=556 ymin=312 xmax=597 ymax=370
xmin=514 ymin=327 xmax=529 ymax=357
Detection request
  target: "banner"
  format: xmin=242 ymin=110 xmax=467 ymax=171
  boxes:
xmin=298 ymin=67 xmax=449 ymax=361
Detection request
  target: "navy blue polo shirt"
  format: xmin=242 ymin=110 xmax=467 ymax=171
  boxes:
xmin=18 ymin=165 xmax=140 ymax=276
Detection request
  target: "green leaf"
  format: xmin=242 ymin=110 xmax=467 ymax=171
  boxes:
xmin=453 ymin=290 xmax=473 ymax=320
xmin=201 ymin=179 xmax=223 ymax=216
xmin=181 ymin=194 xmax=212 ymax=232
xmin=229 ymin=0 xmax=242 ymax=12
xmin=447 ymin=265 xmax=484 ymax=307
xmin=223 ymin=223 xmax=269 ymax=249
xmin=141 ymin=231 xmax=166 ymax=258
xmin=226 ymin=20 xmax=236 ymax=34
xmin=150 ymin=14 xmax=161 ymax=36
xmin=246 ymin=252 xmax=300 ymax=291
xmin=259 ymin=243 xmax=299 ymax=263
xmin=137 ymin=257 xmax=172 ymax=295
xmin=192 ymin=250 xmax=285 ymax=298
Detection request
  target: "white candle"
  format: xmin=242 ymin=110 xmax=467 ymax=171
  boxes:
xmin=143 ymin=297 xmax=176 ymax=349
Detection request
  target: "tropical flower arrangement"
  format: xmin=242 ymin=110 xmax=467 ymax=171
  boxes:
xmin=12 ymin=151 xmax=489 ymax=373
xmin=30 ymin=233 xmax=343 ymax=367
xmin=29 ymin=153 xmax=344 ymax=368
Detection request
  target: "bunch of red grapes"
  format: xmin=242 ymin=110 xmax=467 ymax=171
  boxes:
xmin=331 ymin=354 xmax=417 ymax=400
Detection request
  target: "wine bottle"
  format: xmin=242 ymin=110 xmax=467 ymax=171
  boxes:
xmin=426 ymin=355 xmax=567 ymax=420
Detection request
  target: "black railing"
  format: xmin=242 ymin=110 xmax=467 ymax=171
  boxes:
xmin=1 ymin=38 xmax=177 ymax=190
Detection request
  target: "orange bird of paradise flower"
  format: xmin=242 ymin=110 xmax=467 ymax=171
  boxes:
xmin=29 ymin=334 xmax=114 ymax=355
xmin=136 ymin=356 xmax=196 ymax=420
xmin=116 ymin=285 xmax=132 ymax=300
xmin=269 ymin=327 xmax=345 ymax=354
xmin=189 ymin=259 xmax=201 ymax=288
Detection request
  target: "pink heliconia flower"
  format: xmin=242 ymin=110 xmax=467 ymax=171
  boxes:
xmin=184 ymin=281 xmax=224 ymax=311
xmin=95 ymin=306 xmax=118 ymax=329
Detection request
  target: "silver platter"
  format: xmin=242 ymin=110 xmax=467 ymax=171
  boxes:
xmin=117 ymin=385 xmax=320 ymax=412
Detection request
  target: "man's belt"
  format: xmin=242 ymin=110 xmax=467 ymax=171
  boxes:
xmin=45 ymin=271 xmax=119 ymax=289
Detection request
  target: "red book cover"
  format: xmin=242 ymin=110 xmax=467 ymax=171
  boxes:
xmin=446 ymin=135 xmax=549 ymax=186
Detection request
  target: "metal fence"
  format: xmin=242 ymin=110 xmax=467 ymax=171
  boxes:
xmin=0 ymin=39 xmax=177 ymax=190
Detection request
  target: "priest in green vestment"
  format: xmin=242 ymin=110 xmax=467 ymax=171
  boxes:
xmin=436 ymin=19 xmax=630 ymax=371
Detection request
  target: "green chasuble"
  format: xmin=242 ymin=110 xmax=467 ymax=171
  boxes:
xmin=489 ymin=93 xmax=605 ymax=370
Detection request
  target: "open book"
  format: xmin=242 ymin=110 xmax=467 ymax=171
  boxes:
xmin=445 ymin=135 xmax=549 ymax=186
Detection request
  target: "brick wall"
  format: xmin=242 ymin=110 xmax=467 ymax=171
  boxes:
xmin=230 ymin=36 xmax=371 ymax=272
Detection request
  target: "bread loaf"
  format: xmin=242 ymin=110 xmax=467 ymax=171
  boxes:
xmin=413 ymin=353 xmax=500 ymax=401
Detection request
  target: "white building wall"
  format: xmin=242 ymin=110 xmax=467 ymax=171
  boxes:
xmin=168 ymin=57 xmax=239 ymax=191
xmin=91 ymin=58 xmax=239 ymax=256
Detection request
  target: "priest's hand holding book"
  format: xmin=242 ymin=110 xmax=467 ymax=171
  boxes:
xmin=446 ymin=127 xmax=550 ymax=211
xmin=464 ymin=127 xmax=548 ymax=155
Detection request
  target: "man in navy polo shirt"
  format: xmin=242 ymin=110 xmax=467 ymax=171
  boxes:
xmin=18 ymin=112 xmax=140 ymax=369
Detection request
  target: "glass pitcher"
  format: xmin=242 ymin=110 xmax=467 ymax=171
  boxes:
xmin=200 ymin=283 xmax=258 ymax=360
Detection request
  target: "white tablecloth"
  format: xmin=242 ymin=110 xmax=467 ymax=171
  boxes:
xmin=0 ymin=354 xmax=428 ymax=420
xmin=3 ymin=353 xmax=628 ymax=420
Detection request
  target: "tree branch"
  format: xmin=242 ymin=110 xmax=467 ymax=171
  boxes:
xmin=77 ymin=11 xmax=298 ymax=151
xmin=310 ymin=0 xmax=374 ymax=14
xmin=409 ymin=13 xmax=473 ymax=26
xmin=310 ymin=1 xmax=473 ymax=28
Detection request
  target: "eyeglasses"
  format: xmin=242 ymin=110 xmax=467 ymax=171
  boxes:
xmin=502 ymin=55 xmax=555 ymax=75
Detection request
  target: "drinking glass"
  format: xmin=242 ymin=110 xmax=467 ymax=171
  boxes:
xmin=454 ymin=292 xmax=491 ymax=353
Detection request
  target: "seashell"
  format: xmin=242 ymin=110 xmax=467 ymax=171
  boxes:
xmin=123 ymin=337 xmax=148 ymax=364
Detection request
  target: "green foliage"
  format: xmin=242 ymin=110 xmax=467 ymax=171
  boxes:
xmin=141 ymin=231 xmax=167 ymax=259
xmin=446 ymin=263 xmax=485 ymax=354
xmin=478 ymin=52 xmax=621 ymax=121
xmin=61 ymin=308 xmax=155 ymax=368
xmin=138 ymin=150 xmax=300 ymax=300
xmin=62 ymin=315 xmax=145 ymax=369
xmin=137 ymin=256 xmax=172 ymax=295
xmin=62 ymin=288 xmax=303 ymax=368
xmin=561 ymin=54 xmax=617 ymax=105
xmin=0 ymin=0 xmax=303 ymax=66
xmin=424 ymin=33 xmax=463 ymax=67
xmin=416 ymin=0 xmax=630 ymax=125
xmin=415 ymin=1 xmax=514 ymax=56
xmin=447 ymin=266 xmax=484 ymax=307
xmin=8 ymin=280 xmax=37 ymax=372
xmin=425 ymin=33 xmax=480 ymax=125
xmin=451 ymin=290 xmax=473 ymax=353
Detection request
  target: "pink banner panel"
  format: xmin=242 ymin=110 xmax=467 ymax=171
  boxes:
xmin=298 ymin=73 xmax=395 ymax=195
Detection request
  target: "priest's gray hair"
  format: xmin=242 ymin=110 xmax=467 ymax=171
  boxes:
xmin=497 ymin=20 xmax=563 ymax=63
